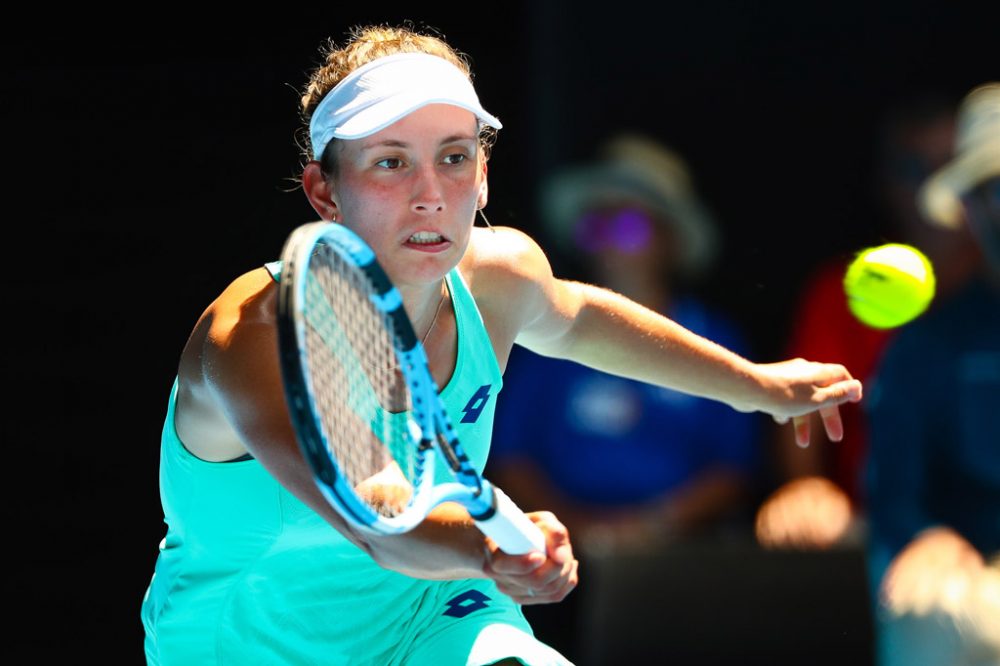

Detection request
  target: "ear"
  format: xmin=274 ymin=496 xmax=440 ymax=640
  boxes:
xmin=302 ymin=161 xmax=340 ymax=221
xmin=476 ymin=161 xmax=489 ymax=210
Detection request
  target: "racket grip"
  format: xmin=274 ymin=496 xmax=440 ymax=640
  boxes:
xmin=474 ymin=486 xmax=547 ymax=555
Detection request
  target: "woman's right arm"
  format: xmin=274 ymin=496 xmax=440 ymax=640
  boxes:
xmin=178 ymin=268 xmax=576 ymax=603
xmin=177 ymin=269 xmax=368 ymax=546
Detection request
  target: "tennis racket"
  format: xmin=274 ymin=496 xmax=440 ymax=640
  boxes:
xmin=276 ymin=221 xmax=545 ymax=555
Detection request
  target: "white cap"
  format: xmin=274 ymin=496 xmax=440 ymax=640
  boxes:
xmin=309 ymin=52 xmax=502 ymax=161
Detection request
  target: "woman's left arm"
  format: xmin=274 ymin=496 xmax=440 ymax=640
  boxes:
xmin=492 ymin=228 xmax=862 ymax=445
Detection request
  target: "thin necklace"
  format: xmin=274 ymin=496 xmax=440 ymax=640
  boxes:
xmin=420 ymin=284 xmax=447 ymax=346
xmin=388 ymin=285 xmax=446 ymax=376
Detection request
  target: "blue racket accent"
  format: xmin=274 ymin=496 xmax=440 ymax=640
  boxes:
xmin=277 ymin=222 xmax=545 ymax=554
xmin=370 ymin=288 xmax=404 ymax=315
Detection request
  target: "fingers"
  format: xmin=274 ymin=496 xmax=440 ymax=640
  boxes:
xmin=819 ymin=405 xmax=844 ymax=442
xmin=807 ymin=381 xmax=861 ymax=445
xmin=790 ymin=375 xmax=863 ymax=419
xmin=764 ymin=360 xmax=862 ymax=447
xmin=539 ymin=512 xmax=574 ymax=565
xmin=761 ymin=360 xmax=862 ymax=419
xmin=486 ymin=548 xmax=546 ymax=576
xmin=785 ymin=407 xmax=841 ymax=448
xmin=484 ymin=511 xmax=579 ymax=604
xmin=488 ymin=548 xmax=578 ymax=604
xmin=498 ymin=557 xmax=579 ymax=605
xmin=793 ymin=415 xmax=811 ymax=448
xmin=816 ymin=378 xmax=864 ymax=405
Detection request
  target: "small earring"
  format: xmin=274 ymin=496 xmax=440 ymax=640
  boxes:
xmin=477 ymin=208 xmax=494 ymax=230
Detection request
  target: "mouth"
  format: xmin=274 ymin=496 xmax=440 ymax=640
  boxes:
xmin=407 ymin=231 xmax=445 ymax=244
xmin=404 ymin=230 xmax=451 ymax=252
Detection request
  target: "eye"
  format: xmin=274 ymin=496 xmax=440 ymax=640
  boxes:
xmin=442 ymin=153 xmax=468 ymax=166
xmin=375 ymin=157 xmax=404 ymax=169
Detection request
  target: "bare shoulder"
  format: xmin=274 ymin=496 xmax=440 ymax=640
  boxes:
xmin=175 ymin=267 xmax=279 ymax=461
xmin=180 ymin=268 xmax=277 ymax=378
xmin=457 ymin=226 xmax=561 ymax=358
xmin=204 ymin=268 xmax=279 ymax=351
xmin=460 ymin=225 xmax=554 ymax=298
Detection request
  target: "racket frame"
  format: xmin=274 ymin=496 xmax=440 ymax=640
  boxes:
xmin=277 ymin=222 xmax=544 ymax=554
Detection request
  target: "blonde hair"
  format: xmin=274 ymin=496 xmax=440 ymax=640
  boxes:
xmin=297 ymin=24 xmax=496 ymax=176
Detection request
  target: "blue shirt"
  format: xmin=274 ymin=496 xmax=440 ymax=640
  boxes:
xmin=491 ymin=297 xmax=760 ymax=506
xmin=865 ymin=277 xmax=1000 ymax=580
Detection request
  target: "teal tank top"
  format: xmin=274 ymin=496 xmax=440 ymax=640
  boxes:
xmin=141 ymin=267 xmax=504 ymax=665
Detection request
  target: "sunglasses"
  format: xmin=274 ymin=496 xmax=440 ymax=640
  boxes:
xmin=572 ymin=207 xmax=655 ymax=254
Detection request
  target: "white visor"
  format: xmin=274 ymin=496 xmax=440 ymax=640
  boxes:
xmin=309 ymin=52 xmax=502 ymax=161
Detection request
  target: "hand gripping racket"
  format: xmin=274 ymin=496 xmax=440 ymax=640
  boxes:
xmin=276 ymin=221 xmax=545 ymax=555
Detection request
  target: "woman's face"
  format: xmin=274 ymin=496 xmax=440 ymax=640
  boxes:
xmin=328 ymin=104 xmax=486 ymax=289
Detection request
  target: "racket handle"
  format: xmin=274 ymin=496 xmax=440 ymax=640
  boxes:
xmin=474 ymin=486 xmax=547 ymax=555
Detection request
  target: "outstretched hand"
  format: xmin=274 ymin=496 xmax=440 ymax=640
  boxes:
xmin=483 ymin=511 xmax=579 ymax=605
xmin=752 ymin=358 xmax=863 ymax=447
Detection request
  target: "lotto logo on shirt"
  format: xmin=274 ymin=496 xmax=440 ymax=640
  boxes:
xmin=443 ymin=589 xmax=492 ymax=618
xmin=461 ymin=385 xmax=493 ymax=424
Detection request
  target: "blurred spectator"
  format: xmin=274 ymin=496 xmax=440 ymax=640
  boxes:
xmin=866 ymin=82 xmax=1000 ymax=666
xmin=490 ymin=134 xmax=759 ymax=548
xmin=491 ymin=134 xmax=758 ymax=546
xmin=755 ymin=93 xmax=983 ymax=550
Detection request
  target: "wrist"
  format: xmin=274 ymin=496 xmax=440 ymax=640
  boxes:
xmin=725 ymin=359 xmax=770 ymax=413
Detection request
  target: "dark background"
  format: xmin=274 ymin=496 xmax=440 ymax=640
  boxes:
xmin=11 ymin=2 xmax=998 ymax=662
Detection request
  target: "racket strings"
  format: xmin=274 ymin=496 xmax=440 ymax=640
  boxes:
xmin=304 ymin=246 xmax=417 ymax=516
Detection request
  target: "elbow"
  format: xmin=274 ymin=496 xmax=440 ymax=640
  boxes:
xmin=518 ymin=281 xmax=592 ymax=360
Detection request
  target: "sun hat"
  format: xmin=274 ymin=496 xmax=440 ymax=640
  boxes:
xmin=541 ymin=134 xmax=718 ymax=277
xmin=919 ymin=82 xmax=1000 ymax=228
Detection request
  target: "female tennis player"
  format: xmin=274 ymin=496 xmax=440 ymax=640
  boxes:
xmin=141 ymin=25 xmax=862 ymax=665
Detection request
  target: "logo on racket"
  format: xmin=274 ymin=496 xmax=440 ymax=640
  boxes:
xmin=443 ymin=589 xmax=492 ymax=618
xmin=460 ymin=384 xmax=493 ymax=424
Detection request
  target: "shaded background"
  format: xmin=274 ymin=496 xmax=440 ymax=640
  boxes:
xmin=10 ymin=2 xmax=998 ymax=662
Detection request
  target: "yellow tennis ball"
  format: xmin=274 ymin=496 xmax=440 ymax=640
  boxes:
xmin=843 ymin=244 xmax=936 ymax=329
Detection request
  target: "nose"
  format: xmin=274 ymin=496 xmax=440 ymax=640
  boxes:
xmin=411 ymin=164 xmax=445 ymax=215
